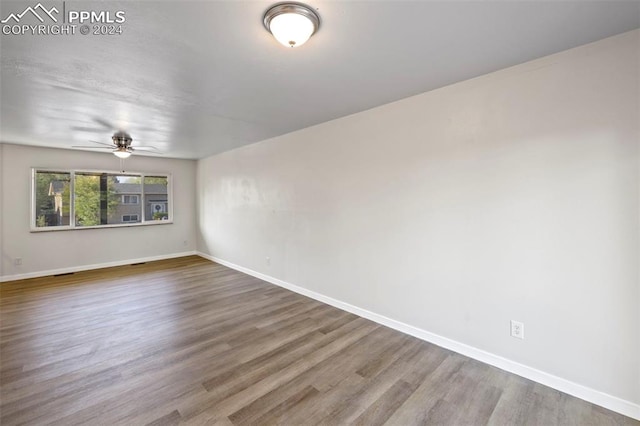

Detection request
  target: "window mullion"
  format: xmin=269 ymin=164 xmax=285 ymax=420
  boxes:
xmin=141 ymin=173 xmax=145 ymax=223
xmin=70 ymin=171 xmax=76 ymax=228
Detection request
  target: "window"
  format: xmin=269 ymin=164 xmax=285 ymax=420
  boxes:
xmin=32 ymin=169 xmax=171 ymax=231
xmin=122 ymin=195 xmax=139 ymax=204
xmin=34 ymin=171 xmax=71 ymax=228
xmin=144 ymin=176 xmax=170 ymax=221
xmin=74 ymin=173 xmax=144 ymax=227
xmin=122 ymin=214 xmax=139 ymax=222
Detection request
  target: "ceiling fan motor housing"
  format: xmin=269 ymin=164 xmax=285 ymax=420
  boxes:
xmin=112 ymin=131 xmax=133 ymax=148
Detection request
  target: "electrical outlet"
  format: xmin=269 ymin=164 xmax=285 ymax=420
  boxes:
xmin=14 ymin=257 xmax=22 ymax=267
xmin=266 ymin=256 xmax=271 ymax=266
xmin=510 ymin=320 xmax=524 ymax=339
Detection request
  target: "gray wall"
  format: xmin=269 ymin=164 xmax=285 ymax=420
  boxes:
xmin=197 ymin=31 xmax=640 ymax=412
xmin=0 ymin=143 xmax=197 ymax=279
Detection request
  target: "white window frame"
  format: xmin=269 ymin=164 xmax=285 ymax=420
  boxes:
xmin=31 ymin=168 xmax=173 ymax=232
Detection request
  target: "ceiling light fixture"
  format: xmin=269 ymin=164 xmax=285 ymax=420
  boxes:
xmin=113 ymin=148 xmax=132 ymax=159
xmin=263 ymin=2 xmax=320 ymax=48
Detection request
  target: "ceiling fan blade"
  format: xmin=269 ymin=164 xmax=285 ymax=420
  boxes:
xmin=93 ymin=117 xmax=116 ymax=130
xmin=135 ymin=147 xmax=164 ymax=154
xmin=135 ymin=145 xmax=162 ymax=151
xmin=71 ymin=146 xmax=112 ymax=150
xmin=129 ymin=126 xmax=158 ymax=132
xmin=71 ymin=126 xmax=107 ymax=133
xmin=88 ymin=140 xmax=116 ymax=147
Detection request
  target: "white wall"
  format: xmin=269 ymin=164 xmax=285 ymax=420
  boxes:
xmin=0 ymin=143 xmax=197 ymax=280
xmin=197 ymin=30 xmax=640 ymax=414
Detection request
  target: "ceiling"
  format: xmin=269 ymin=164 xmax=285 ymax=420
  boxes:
xmin=1 ymin=1 xmax=639 ymax=159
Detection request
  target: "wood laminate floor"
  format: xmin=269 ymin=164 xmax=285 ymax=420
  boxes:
xmin=0 ymin=256 xmax=637 ymax=426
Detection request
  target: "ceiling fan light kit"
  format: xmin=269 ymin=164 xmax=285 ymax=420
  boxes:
xmin=263 ymin=2 xmax=320 ymax=48
xmin=113 ymin=148 xmax=132 ymax=159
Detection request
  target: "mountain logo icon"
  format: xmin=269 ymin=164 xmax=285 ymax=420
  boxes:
xmin=1 ymin=3 xmax=59 ymax=24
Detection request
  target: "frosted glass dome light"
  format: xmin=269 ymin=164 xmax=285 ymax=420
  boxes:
xmin=113 ymin=148 xmax=132 ymax=159
xmin=263 ymin=3 xmax=320 ymax=48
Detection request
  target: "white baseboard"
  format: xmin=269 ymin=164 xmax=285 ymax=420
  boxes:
xmin=0 ymin=251 xmax=198 ymax=283
xmin=197 ymin=251 xmax=640 ymax=421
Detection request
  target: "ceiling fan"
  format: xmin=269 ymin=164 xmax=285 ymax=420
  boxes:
xmin=71 ymin=117 xmax=163 ymax=158
xmin=72 ymin=131 xmax=162 ymax=158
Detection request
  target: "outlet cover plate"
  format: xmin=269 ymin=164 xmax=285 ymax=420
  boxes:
xmin=510 ymin=320 xmax=524 ymax=339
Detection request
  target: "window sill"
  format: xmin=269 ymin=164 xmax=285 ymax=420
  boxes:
xmin=30 ymin=220 xmax=173 ymax=233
